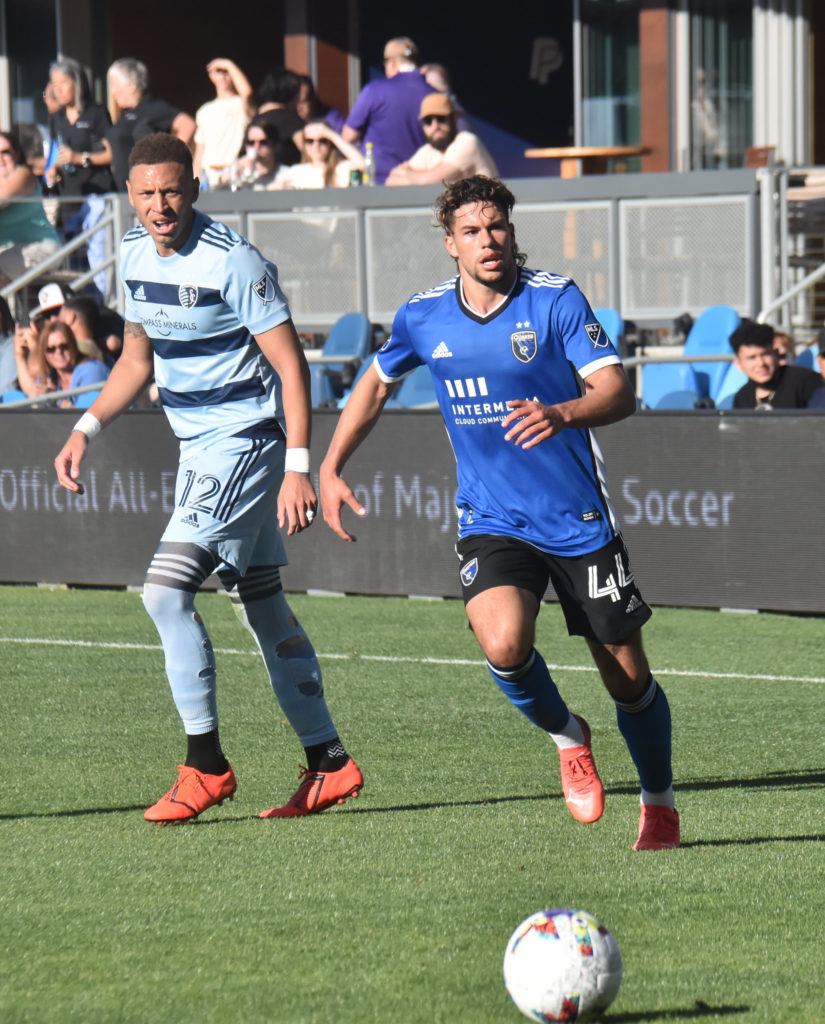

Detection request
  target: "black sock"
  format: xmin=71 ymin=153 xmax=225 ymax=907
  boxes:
xmin=185 ymin=730 xmax=229 ymax=775
xmin=304 ymin=737 xmax=348 ymax=772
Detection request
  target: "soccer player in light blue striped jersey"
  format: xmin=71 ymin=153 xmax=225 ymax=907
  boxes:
xmin=54 ymin=133 xmax=362 ymax=823
xmin=321 ymin=175 xmax=679 ymax=850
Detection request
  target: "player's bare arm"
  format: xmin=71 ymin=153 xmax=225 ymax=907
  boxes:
xmin=255 ymin=319 xmax=316 ymax=535
xmin=320 ymin=362 xmax=397 ymax=542
xmin=502 ymin=364 xmax=636 ymax=450
xmin=54 ymin=319 xmax=155 ymax=493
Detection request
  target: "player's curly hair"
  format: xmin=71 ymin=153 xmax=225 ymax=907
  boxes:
xmin=435 ymin=175 xmax=526 ymax=267
xmin=128 ymin=133 xmax=193 ymax=178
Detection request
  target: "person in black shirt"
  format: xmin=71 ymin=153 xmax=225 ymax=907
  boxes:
xmin=48 ymin=58 xmax=114 ymax=197
xmin=730 ymin=319 xmax=825 ymax=409
xmin=106 ymin=58 xmax=195 ymax=190
xmin=256 ymin=68 xmax=304 ymax=166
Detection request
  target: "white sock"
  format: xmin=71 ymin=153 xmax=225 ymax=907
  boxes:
xmin=549 ymin=712 xmax=586 ymax=750
xmin=641 ymin=786 xmax=675 ymax=810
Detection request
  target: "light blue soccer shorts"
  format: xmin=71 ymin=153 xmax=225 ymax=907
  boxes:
xmin=160 ymin=424 xmax=288 ymax=576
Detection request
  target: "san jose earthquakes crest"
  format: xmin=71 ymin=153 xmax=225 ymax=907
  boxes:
xmin=511 ymin=330 xmax=537 ymax=363
xmin=460 ymin=557 xmax=478 ymax=587
xmin=178 ymin=284 xmax=198 ymax=309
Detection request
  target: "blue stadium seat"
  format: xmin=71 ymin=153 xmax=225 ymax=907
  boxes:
xmin=310 ymin=312 xmax=374 ymax=408
xmin=75 ymin=389 xmax=101 ymax=408
xmin=654 ymin=389 xmax=700 ymax=409
xmin=683 ymin=304 xmax=740 ymax=398
xmin=1 ymin=388 xmax=27 ymax=404
xmin=641 ymin=362 xmax=701 ymax=409
xmin=337 ymin=355 xmax=375 ymax=408
xmin=795 ymin=345 xmax=818 ymax=371
xmin=593 ymin=307 xmax=624 ymax=348
xmin=386 ymin=365 xmax=438 ymax=408
xmin=713 ymin=361 xmax=748 ymax=408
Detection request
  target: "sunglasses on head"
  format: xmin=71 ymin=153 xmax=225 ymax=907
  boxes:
xmin=422 ymin=114 xmax=450 ymax=126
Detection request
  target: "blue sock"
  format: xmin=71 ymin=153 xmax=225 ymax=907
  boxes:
xmin=615 ymin=677 xmax=673 ymax=793
xmin=487 ymin=649 xmax=570 ymax=733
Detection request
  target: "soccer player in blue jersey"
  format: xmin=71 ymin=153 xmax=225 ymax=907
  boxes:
xmin=320 ymin=175 xmax=678 ymax=850
xmin=54 ymin=133 xmax=362 ymax=823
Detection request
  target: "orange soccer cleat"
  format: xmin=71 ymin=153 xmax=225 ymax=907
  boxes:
xmin=633 ymin=804 xmax=680 ymax=850
xmin=144 ymin=764 xmax=237 ymax=823
xmin=558 ymin=715 xmax=605 ymax=824
xmin=260 ymin=757 xmax=363 ymax=818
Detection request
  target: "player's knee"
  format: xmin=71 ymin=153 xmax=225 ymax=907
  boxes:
xmin=142 ymin=581 xmax=195 ymax=624
xmin=481 ymin=633 xmax=533 ymax=670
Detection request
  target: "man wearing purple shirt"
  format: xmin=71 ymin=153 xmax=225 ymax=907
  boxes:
xmin=342 ymin=36 xmax=434 ymax=184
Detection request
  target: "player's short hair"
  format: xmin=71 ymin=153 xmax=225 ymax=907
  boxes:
xmin=128 ymin=133 xmax=193 ymax=178
xmin=729 ymin=318 xmax=774 ymax=353
xmin=108 ymin=57 xmax=149 ymax=93
xmin=435 ymin=175 xmax=526 ymax=267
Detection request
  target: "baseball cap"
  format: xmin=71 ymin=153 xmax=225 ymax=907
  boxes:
xmin=29 ymin=283 xmax=65 ymax=319
xmin=420 ymin=93 xmax=454 ymax=120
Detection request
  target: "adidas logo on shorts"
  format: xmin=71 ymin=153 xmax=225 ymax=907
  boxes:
xmin=625 ymin=594 xmax=643 ymax=614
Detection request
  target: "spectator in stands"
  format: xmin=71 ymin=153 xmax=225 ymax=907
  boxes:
xmin=256 ymin=68 xmax=304 ymax=166
xmin=0 ymin=131 xmax=60 ymax=285
xmin=815 ymin=327 xmax=825 ymax=381
xmin=419 ymin=62 xmax=474 ymax=132
xmin=342 ymin=36 xmax=434 ymax=184
xmin=219 ymin=116 xmax=285 ymax=190
xmin=107 ymin=58 xmax=196 ymax=190
xmin=385 ymin=93 xmax=497 ymax=186
xmin=47 ymin=57 xmax=115 ymax=199
xmin=771 ymin=330 xmax=795 ymax=365
xmin=296 ymin=75 xmax=345 ymax=134
xmin=730 ymin=318 xmax=825 ymax=409
xmin=276 ymin=119 xmax=365 ymax=190
xmin=58 ymin=293 xmax=109 ymax=362
xmin=193 ymin=58 xmax=256 ymax=187
xmin=15 ymin=320 xmax=108 ymax=405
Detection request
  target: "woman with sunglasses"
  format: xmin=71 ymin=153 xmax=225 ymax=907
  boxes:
xmin=0 ymin=131 xmax=60 ymax=286
xmin=221 ymin=115 xmax=286 ymax=190
xmin=276 ymin=118 xmax=365 ymax=190
xmin=15 ymin=321 xmax=108 ymax=405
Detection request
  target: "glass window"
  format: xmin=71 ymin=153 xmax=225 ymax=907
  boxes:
xmin=689 ymin=0 xmax=752 ymax=168
xmin=580 ymin=0 xmax=641 ymax=148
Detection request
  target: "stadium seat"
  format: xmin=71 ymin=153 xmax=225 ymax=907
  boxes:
xmin=1 ymin=388 xmax=27 ymax=404
xmin=593 ymin=307 xmax=624 ymax=348
xmin=337 ymin=355 xmax=375 ymax=408
xmin=641 ymin=362 xmax=701 ymax=409
xmin=386 ymin=365 xmax=438 ymax=409
xmin=653 ymin=389 xmax=701 ymax=409
xmin=75 ymin=389 xmax=101 ymax=408
xmin=682 ymin=304 xmax=740 ymax=398
xmin=795 ymin=345 xmax=818 ymax=371
xmin=310 ymin=312 xmax=374 ymax=408
xmin=713 ymin=361 xmax=748 ymax=408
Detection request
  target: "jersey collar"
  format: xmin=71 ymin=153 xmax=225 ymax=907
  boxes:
xmin=455 ymin=268 xmax=519 ymax=325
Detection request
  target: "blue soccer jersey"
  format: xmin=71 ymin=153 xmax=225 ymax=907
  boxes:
xmin=375 ymin=268 xmax=623 ymax=556
xmin=121 ymin=210 xmax=291 ymax=442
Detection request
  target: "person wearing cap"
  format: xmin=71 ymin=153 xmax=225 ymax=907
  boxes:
xmin=386 ymin=93 xmax=498 ymax=186
xmin=730 ymin=318 xmax=825 ymax=409
xmin=342 ymin=36 xmax=434 ymax=184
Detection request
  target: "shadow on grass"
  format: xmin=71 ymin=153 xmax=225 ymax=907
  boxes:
xmin=607 ymin=1003 xmax=749 ymax=1022
xmin=3 ymin=768 xmax=824 ymax=824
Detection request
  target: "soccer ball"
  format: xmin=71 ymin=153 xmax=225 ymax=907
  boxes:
xmin=503 ymin=908 xmax=622 ymax=1021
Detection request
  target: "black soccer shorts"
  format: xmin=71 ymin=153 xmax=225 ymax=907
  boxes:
xmin=455 ymin=533 xmax=652 ymax=645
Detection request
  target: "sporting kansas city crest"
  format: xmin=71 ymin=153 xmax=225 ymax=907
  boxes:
xmin=460 ymin=558 xmax=478 ymax=587
xmin=585 ymin=322 xmax=608 ymax=347
xmin=253 ymin=273 xmax=276 ymax=304
xmin=178 ymin=284 xmax=198 ymax=309
xmin=511 ymin=330 xmax=537 ymax=364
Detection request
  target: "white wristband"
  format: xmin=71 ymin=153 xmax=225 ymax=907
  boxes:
xmin=284 ymin=447 xmax=310 ymax=474
xmin=73 ymin=412 xmax=101 ymax=441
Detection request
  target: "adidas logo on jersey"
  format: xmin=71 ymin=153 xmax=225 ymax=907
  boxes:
xmin=181 ymin=512 xmax=199 ymax=527
xmin=432 ymin=341 xmax=453 ymax=359
xmin=133 ymin=284 xmax=147 ymax=301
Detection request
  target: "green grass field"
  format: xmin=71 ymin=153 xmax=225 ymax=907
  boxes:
xmin=1 ymin=584 xmax=823 ymax=1024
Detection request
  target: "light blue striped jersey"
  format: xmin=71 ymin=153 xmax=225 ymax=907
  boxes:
xmin=121 ymin=210 xmax=291 ymax=442
xmin=375 ymin=267 xmax=623 ymax=557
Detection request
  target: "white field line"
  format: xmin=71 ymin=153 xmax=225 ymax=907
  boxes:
xmin=2 ymin=635 xmax=824 ymax=685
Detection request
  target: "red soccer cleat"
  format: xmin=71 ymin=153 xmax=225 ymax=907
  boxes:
xmin=633 ymin=804 xmax=680 ymax=850
xmin=558 ymin=714 xmax=605 ymax=824
xmin=144 ymin=764 xmax=237 ymax=823
xmin=260 ymin=757 xmax=363 ymax=818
